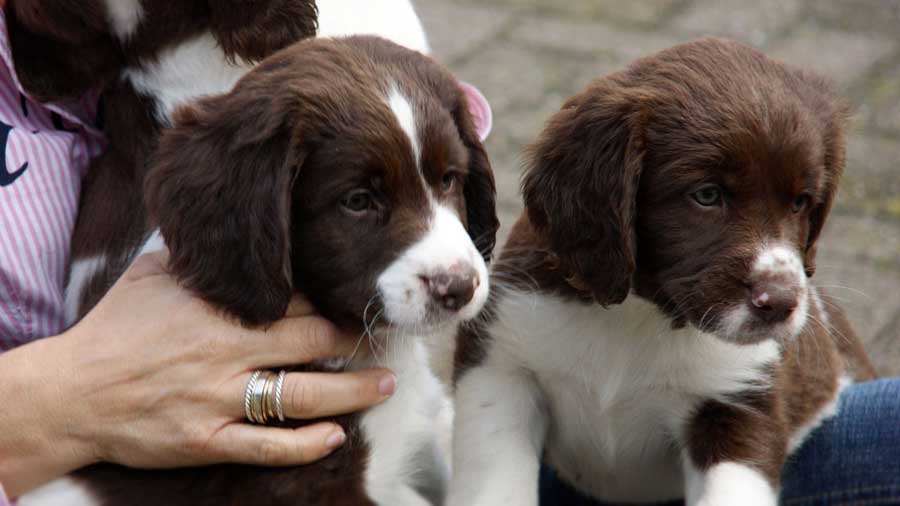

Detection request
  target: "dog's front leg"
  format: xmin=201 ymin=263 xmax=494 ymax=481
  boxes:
xmin=681 ymin=395 xmax=786 ymax=506
xmin=448 ymin=365 xmax=547 ymax=506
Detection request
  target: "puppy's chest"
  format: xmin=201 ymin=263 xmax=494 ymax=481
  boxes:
xmin=489 ymin=292 xmax=780 ymax=500
xmin=350 ymin=339 xmax=450 ymax=501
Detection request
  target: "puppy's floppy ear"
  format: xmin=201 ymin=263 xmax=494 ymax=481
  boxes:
xmin=453 ymin=82 xmax=499 ymax=262
xmin=145 ymin=73 xmax=302 ymax=325
xmin=209 ymin=0 xmax=318 ymax=63
xmin=804 ymin=103 xmax=848 ymax=278
xmin=522 ymin=81 xmax=647 ymax=305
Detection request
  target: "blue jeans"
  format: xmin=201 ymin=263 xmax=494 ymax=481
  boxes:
xmin=540 ymin=379 xmax=900 ymax=506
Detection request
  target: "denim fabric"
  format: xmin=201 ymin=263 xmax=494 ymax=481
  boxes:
xmin=540 ymin=379 xmax=900 ymax=506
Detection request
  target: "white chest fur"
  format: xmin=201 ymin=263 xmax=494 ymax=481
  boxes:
xmin=353 ymin=329 xmax=452 ymax=506
xmin=482 ymin=291 xmax=781 ymax=502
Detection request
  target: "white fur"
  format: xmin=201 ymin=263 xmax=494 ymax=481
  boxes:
xmin=388 ymin=88 xmax=422 ymax=168
xmin=103 ymin=0 xmax=144 ymax=40
xmin=135 ymin=229 xmax=165 ymax=257
xmin=317 ymin=0 xmax=430 ymax=54
xmin=123 ymin=33 xmax=254 ymax=125
xmin=63 ymin=255 xmax=107 ymax=326
xmin=18 ymin=477 xmax=99 ymax=506
xmin=450 ymin=293 xmax=781 ymax=505
xmin=358 ymin=335 xmax=451 ymax=506
xmin=684 ymin=462 xmax=777 ymax=506
xmin=378 ymin=205 xmax=489 ymax=327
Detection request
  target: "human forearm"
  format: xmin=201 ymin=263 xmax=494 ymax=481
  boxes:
xmin=0 ymin=333 xmax=96 ymax=497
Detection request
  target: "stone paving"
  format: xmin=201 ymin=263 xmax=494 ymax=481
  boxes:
xmin=414 ymin=0 xmax=900 ymax=374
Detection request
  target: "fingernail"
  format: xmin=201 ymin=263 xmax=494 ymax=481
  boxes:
xmin=326 ymin=429 xmax=346 ymax=449
xmin=378 ymin=374 xmax=397 ymax=396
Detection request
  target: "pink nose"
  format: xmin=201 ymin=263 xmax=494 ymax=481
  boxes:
xmin=750 ymin=280 xmax=799 ymax=324
xmin=421 ymin=266 xmax=479 ymax=311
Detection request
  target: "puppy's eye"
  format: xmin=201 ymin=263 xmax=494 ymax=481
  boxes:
xmin=341 ymin=189 xmax=374 ymax=214
xmin=440 ymin=172 xmax=457 ymax=193
xmin=792 ymin=194 xmax=811 ymax=213
xmin=692 ymin=185 xmax=723 ymax=207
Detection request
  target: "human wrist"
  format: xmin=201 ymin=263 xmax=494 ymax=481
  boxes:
xmin=0 ymin=333 xmax=98 ymax=496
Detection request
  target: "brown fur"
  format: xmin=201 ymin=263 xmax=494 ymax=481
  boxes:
xmin=71 ymin=36 xmax=497 ymax=505
xmin=459 ymin=37 xmax=876 ymax=494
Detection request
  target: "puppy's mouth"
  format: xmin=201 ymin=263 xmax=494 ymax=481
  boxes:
xmin=708 ymin=286 xmax=809 ymax=345
xmin=376 ymin=267 xmax=490 ymax=333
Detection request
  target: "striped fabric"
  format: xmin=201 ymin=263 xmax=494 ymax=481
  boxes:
xmin=0 ymin=10 xmax=106 ymax=348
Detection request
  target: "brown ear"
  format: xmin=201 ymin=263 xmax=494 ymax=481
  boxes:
xmin=209 ymin=0 xmax=318 ymax=63
xmin=452 ymin=87 xmax=499 ymax=262
xmin=7 ymin=0 xmax=122 ymax=101
xmin=522 ymin=82 xmax=647 ymax=305
xmin=805 ymin=104 xmax=848 ymax=278
xmin=144 ymin=75 xmax=301 ymax=325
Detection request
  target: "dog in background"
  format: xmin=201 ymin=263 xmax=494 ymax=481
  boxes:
xmin=20 ymin=34 xmax=497 ymax=506
xmin=449 ymin=38 xmax=876 ymax=506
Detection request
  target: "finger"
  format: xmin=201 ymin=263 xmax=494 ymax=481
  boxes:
xmin=208 ymin=422 xmax=346 ymax=466
xmin=249 ymin=316 xmax=363 ymax=366
xmin=281 ymin=370 xmax=396 ymax=419
xmin=284 ymin=294 xmax=316 ymax=318
xmin=224 ymin=369 xmax=396 ymax=420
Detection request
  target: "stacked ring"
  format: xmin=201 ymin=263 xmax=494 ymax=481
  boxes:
xmin=244 ymin=369 xmax=287 ymax=424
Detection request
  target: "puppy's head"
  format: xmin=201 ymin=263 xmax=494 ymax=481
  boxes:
xmin=8 ymin=0 xmax=317 ymax=101
xmin=523 ymin=38 xmax=846 ymax=344
xmin=145 ymin=36 xmax=497 ymax=332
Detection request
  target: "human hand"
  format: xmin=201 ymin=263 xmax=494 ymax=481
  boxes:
xmin=57 ymin=250 xmax=395 ymax=470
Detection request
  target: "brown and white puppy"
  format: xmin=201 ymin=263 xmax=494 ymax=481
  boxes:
xmin=19 ymin=35 xmax=497 ymax=506
xmin=449 ymin=38 xmax=876 ymax=506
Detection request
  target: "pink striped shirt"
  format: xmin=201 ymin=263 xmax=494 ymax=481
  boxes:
xmin=0 ymin=10 xmax=107 ymax=350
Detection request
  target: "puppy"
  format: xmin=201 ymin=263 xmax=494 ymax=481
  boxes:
xmin=449 ymin=38 xmax=876 ymax=506
xmin=19 ymin=35 xmax=497 ymax=506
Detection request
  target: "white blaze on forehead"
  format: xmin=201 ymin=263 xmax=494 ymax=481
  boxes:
xmin=104 ymin=0 xmax=145 ymax=40
xmin=386 ymin=87 xmax=421 ymax=170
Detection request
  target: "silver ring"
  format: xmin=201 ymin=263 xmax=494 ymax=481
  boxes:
xmin=274 ymin=370 xmax=287 ymax=422
xmin=244 ymin=370 xmax=262 ymax=423
xmin=251 ymin=371 xmax=270 ymax=424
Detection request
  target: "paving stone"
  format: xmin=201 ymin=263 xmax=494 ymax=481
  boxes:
xmin=839 ymin=132 xmax=900 ymax=222
xmin=807 ymin=0 xmax=900 ymax=35
xmin=669 ymin=0 xmax=803 ymax=47
xmin=769 ymin=23 xmax=897 ymax=88
xmin=852 ymin=59 xmax=900 ymax=134
xmin=454 ymin=0 xmax=684 ymax=26
xmin=414 ymin=0 xmax=516 ymax=63
xmin=816 ymin=215 xmax=900 ymax=375
xmin=510 ymin=15 xmax=682 ymax=61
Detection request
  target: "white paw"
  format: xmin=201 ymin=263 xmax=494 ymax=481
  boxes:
xmin=689 ymin=462 xmax=777 ymax=506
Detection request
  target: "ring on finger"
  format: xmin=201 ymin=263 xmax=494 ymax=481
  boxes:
xmin=244 ymin=370 xmax=288 ymax=424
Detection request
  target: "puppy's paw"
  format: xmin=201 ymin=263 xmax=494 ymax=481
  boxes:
xmin=688 ymin=462 xmax=777 ymax=506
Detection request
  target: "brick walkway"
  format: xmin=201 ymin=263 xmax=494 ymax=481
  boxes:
xmin=415 ymin=0 xmax=900 ymax=374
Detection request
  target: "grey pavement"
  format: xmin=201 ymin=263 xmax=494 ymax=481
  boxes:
xmin=415 ymin=0 xmax=900 ymax=375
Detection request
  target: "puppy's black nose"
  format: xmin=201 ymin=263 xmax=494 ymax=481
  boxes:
xmin=423 ymin=267 xmax=479 ymax=311
xmin=750 ymin=280 xmax=799 ymax=323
